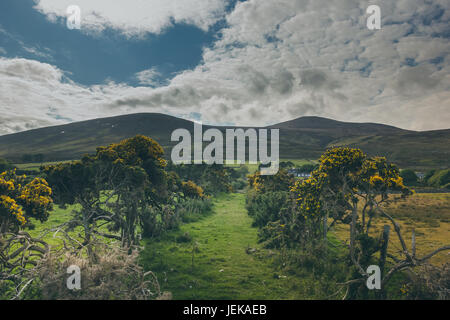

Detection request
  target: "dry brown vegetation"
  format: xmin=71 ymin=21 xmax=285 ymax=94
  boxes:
xmin=333 ymin=193 xmax=450 ymax=265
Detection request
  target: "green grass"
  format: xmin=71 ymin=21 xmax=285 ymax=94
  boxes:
xmin=14 ymin=161 xmax=71 ymax=172
xmin=224 ymin=159 xmax=317 ymax=175
xmin=27 ymin=204 xmax=79 ymax=246
xmin=140 ymin=193 xmax=324 ymax=299
xmin=281 ymin=159 xmax=317 ymax=166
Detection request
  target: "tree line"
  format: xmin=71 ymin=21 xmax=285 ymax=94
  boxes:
xmin=1 ymin=135 xmax=234 ymax=299
xmin=246 ymin=147 xmax=450 ymax=299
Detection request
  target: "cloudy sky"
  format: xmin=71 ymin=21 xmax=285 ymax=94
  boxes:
xmin=0 ymin=0 xmax=449 ymax=135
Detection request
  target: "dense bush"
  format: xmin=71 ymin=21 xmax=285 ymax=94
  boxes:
xmin=247 ymin=169 xmax=294 ymax=193
xmin=167 ymin=162 xmax=233 ymax=195
xmin=0 ymin=159 xmax=15 ymax=173
xmin=402 ymin=263 xmax=450 ymax=300
xmin=181 ymin=180 xmax=205 ymax=199
xmin=427 ymin=169 xmax=450 ymax=188
xmin=42 ymin=135 xmax=168 ymax=248
xmin=246 ymin=190 xmax=289 ymax=228
xmin=140 ymin=205 xmax=179 ymax=238
xmin=231 ymin=178 xmax=247 ymax=191
xmin=400 ymin=169 xmax=418 ymax=186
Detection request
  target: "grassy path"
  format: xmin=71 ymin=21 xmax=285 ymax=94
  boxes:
xmin=140 ymin=193 xmax=311 ymax=299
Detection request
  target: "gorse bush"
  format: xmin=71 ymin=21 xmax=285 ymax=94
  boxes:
xmin=42 ymin=135 xmax=168 ymax=249
xmin=247 ymin=169 xmax=294 ymax=193
xmin=0 ymin=170 xmax=53 ymax=232
xmin=247 ymin=147 xmax=449 ymax=299
xmin=231 ymin=178 xmax=247 ymax=191
xmin=181 ymin=180 xmax=205 ymax=199
xmin=246 ymin=190 xmax=289 ymax=228
xmin=246 ymin=168 xmax=324 ymax=248
xmin=167 ymin=162 xmax=233 ymax=195
xmin=0 ymin=169 xmax=53 ymax=300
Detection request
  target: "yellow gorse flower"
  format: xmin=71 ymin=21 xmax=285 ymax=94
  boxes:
xmin=0 ymin=195 xmax=26 ymax=225
xmin=1 ymin=170 xmax=53 ymax=228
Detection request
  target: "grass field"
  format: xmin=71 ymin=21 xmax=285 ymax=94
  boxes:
xmin=23 ymin=193 xmax=334 ymax=299
xmin=21 ymin=190 xmax=449 ymax=299
xmin=281 ymin=159 xmax=317 ymax=166
xmin=139 ymin=193 xmax=332 ymax=299
xmin=14 ymin=161 xmax=71 ymax=172
xmin=333 ymin=193 xmax=450 ymax=265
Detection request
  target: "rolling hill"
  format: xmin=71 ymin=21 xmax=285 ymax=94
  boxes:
xmin=0 ymin=113 xmax=448 ymax=169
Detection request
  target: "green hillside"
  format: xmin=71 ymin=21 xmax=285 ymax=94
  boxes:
xmin=0 ymin=113 xmax=448 ymax=170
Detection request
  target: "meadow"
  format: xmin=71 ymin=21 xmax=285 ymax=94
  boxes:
xmin=21 ymin=190 xmax=448 ymax=299
xmin=333 ymin=193 xmax=450 ymax=265
xmin=2 ymin=149 xmax=449 ymax=300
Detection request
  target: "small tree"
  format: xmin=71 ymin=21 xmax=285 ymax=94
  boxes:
xmin=42 ymin=135 xmax=168 ymax=251
xmin=0 ymin=169 xmax=53 ymax=297
xmin=400 ymin=169 xmax=418 ymax=186
xmin=0 ymin=169 xmax=52 ymax=234
xmin=302 ymin=147 xmax=449 ymax=298
xmin=247 ymin=168 xmax=294 ymax=193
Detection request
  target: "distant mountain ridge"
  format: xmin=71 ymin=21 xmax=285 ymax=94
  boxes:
xmin=0 ymin=113 xmax=448 ymax=169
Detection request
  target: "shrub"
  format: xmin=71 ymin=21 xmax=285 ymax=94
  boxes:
xmin=140 ymin=198 xmax=212 ymax=238
xmin=246 ymin=190 xmax=289 ymax=228
xmin=166 ymin=162 xmax=233 ymax=195
xmin=141 ymin=205 xmax=179 ymax=238
xmin=428 ymin=169 xmax=450 ymax=187
xmin=247 ymin=169 xmax=294 ymax=193
xmin=400 ymin=169 xmax=418 ymax=186
xmin=176 ymin=232 xmax=192 ymax=243
xmin=29 ymin=244 xmax=167 ymax=300
xmin=176 ymin=198 xmax=213 ymax=223
xmin=427 ymin=169 xmax=450 ymax=188
xmin=181 ymin=180 xmax=204 ymax=199
xmin=424 ymin=169 xmax=436 ymax=182
xmin=231 ymin=178 xmax=247 ymax=191
xmin=0 ymin=158 xmax=15 ymax=173
xmin=402 ymin=263 xmax=450 ymax=300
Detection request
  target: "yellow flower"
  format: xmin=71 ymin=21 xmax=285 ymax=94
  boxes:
xmin=369 ymin=175 xmax=384 ymax=185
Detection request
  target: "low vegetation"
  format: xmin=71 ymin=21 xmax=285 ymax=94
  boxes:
xmin=1 ymin=136 xmax=448 ymax=300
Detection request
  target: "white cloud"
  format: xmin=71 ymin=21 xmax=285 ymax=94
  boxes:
xmin=122 ymin=0 xmax=449 ymax=130
xmin=135 ymin=68 xmax=163 ymax=87
xmin=1 ymin=0 xmax=449 ymax=135
xmin=33 ymin=0 xmax=227 ymax=36
xmin=0 ymin=58 xmax=119 ymax=134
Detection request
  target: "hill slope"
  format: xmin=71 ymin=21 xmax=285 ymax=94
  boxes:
xmin=0 ymin=113 xmax=448 ymax=169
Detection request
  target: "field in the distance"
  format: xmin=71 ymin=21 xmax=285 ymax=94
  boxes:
xmin=333 ymin=193 xmax=450 ymax=265
xmin=15 ymin=161 xmax=71 ymax=172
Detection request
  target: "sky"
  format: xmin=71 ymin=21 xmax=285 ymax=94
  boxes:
xmin=0 ymin=0 xmax=449 ymax=135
